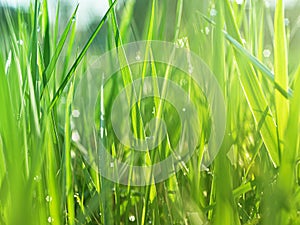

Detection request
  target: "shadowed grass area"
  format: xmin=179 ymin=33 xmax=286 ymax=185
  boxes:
xmin=0 ymin=0 xmax=300 ymax=224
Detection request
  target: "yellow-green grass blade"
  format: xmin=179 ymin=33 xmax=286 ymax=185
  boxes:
xmin=211 ymin=1 xmax=240 ymax=224
xmin=274 ymin=0 xmax=289 ymax=154
xmin=223 ymin=0 xmax=279 ymax=166
xmin=45 ymin=117 xmax=62 ymax=225
xmin=266 ymin=59 xmax=300 ymax=225
xmin=64 ymin=79 xmax=76 ymax=225
xmin=201 ymin=14 xmax=292 ymax=98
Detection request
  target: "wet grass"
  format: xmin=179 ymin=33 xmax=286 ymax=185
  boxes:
xmin=0 ymin=0 xmax=300 ymax=224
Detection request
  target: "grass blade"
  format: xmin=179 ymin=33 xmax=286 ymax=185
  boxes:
xmin=49 ymin=1 xmax=117 ymax=111
xmin=223 ymin=0 xmax=279 ymax=166
xmin=274 ymin=0 xmax=289 ymax=154
xmin=41 ymin=4 xmax=79 ymax=92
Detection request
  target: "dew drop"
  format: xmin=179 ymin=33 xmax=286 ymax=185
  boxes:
xmin=71 ymin=150 xmax=76 ymax=159
xmin=284 ymin=18 xmax=290 ymax=26
xmin=5 ymin=51 xmax=12 ymax=74
xmin=210 ymin=8 xmax=217 ymax=17
xmin=48 ymin=217 xmax=53 ymax=223
xmin=72 ymin=110 xmax=80 ymax=118
xmin=45 ymin=195 xmax=52 ymax=202
xmin=17 ymin=40 xmax=24 ymax=46
xmin=71 ymin=130 xmax=80 ymax=142
xmin=263 ymin=49 xmax=271 ymax=58
xmin=188 ymin=65 xmax=194 ymax=74
xmin=129 ymin=215 xmax=136 ymax=222
xmin=236 ymin=0 xmax=244 ymax=5
xmin=34 ymin=175 xmax=41 ymax=182
xmin=205 ymin=27 xmax=210 ymax=35
xmin=135 ymin=52 xmax=141 ymax=61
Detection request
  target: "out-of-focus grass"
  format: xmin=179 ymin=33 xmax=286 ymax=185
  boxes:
xmin=0 ymin=0 xmax=300 ymax=224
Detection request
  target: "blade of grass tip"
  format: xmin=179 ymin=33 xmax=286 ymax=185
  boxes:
xmin=41 ymin=5 xmax=79 ymax=96
xmin=48 ymin=1 xmax=117 ymax=111
xmin=30 ymin=0 xmax=40 ymax=110
xmin=42 ymin=0 xmax=50 ymax=69
xmin=60 ymin=14 xmax=77 ymax=86
xmin=53 ymin=0 xmax=60 ymax=46
xmin=65 ymin=78 xmax=75 ymax=225
xmin=274 ymin=0 xmax=289 ymax=155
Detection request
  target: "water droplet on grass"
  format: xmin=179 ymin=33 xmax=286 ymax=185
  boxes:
xmin=284 ymin=18 xmax=290 ymax=26
xmin=129 ymin=215 xmax=136 ymax=222
xmin=17 ymin=40 xmax=24 ymax=46
xmin=210 ymin=8 xmax=217 ymax=17
xmin=72 ymin=130 xmax=80 ymax=142
xmin=263 ymin=49 xmax=271 ymax=58
xmin=72 ymin=110 xmax=80 ymax=118
xmin=46 ymin=195 xmax=52 ymax=202
xmin=48 ymin=217 xmax=54 ymax=223
xmin=188 ymin=65 xmax=194 ymax=74
xmin=135 ymin=52 xmax=141 ymax=61
xmin=205 ymin=27 xmax=210 ymax=35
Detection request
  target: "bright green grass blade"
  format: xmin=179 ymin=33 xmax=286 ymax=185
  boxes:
xmin=211 ymin=1 xmax=240 ymax=224
xmin=41 ymin=5 xmax=79 ymax=91
xmin=60 ymin=10 xmax=78 ymax=85
xmin=30 ymin=0 xmax=40 ymax=109
xmin=140 ymin=0 xmax=155 ymax=222
xmin=45 ymin=117 xmax=62 ymax=225
xmin=274 ymin=0 xmax=289 ymax=154
xmin=49 ymin=1 xmax=117 ymax=111
xmin=266 ymin=59 xmax=300 ymax=225
xmin=223 ymin=0 xmax=279 ymax=166
xmin=119 ymin=0 xmax=136 ymax=42
xmin=201 ymin=14 xmax=292 ymax=98
xmin=65 ymin=79 xmax=75 ymax=225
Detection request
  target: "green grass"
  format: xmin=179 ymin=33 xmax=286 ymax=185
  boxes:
xmin=0 ymin=0 xmax=300 ymax=224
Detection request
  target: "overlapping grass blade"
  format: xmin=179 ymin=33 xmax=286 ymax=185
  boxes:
xmin=49 ymin=1 xmax=117 ymax=111
xmin=41 ymin=4 xmax=79 ymax=92
xmin=223 ymin=0 xmax=279 ymax=166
